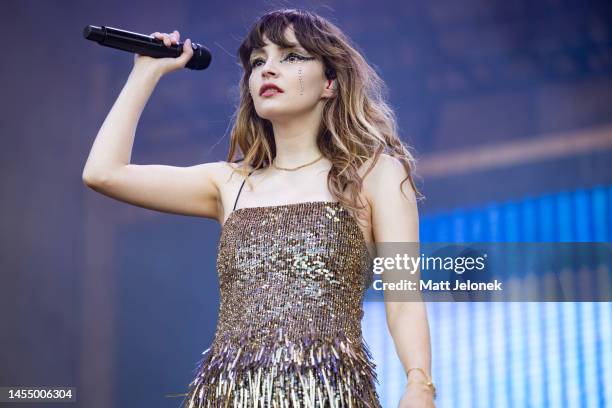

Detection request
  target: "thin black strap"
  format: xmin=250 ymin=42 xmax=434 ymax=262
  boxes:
xmin=232 ymin=170 xmax=254 ymax=211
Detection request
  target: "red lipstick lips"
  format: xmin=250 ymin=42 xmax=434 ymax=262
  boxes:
xmin=259 ymin=83 xmax=284 ymax=96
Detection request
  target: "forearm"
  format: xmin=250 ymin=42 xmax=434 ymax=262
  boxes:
xmin=386 ymin=301 xmax=433 ymax=382
xmin=82 ymin=64 xmax=161 ymax=181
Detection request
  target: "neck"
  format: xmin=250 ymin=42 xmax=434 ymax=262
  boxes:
xmin=269 ymin=104 xmax=324 ymax=168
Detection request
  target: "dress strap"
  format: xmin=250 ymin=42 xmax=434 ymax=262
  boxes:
xmin=232 ymin=170 xmax=254 ymax=211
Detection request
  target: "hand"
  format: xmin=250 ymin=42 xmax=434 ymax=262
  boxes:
xmin=133 ymin=30 xmax=194 ymax=77
xmin=398 ymin=382 xmax=436 ymax=408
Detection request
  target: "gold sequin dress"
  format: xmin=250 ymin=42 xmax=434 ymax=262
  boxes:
xmin=181 ymin=171 xmax=381 ymax=408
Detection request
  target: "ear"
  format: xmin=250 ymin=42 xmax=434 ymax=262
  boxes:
xmin=321 ymin=78 xmax=337 ymax=99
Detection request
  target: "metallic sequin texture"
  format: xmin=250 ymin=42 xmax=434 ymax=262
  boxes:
xmin=179 ymin=201 xmax=381 ymax=407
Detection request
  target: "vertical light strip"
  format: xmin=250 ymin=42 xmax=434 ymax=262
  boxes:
xmin=502 ymin=302 xmax=513 ymax=406
xmin=472 ymin=302 xmax=490 ymax=407
xmin=526 ymin=301 xmax=544 ymax=407
xmin=562 ymin=302 xmax=580 ymax=406
xmin=545 ymin=302 xmax=562 ymax=406
xmin=598 ymin=302 xmax=612 ymax=406
xmin=455 ymin=301 xmax=471 ymax=407
xmin=520 ymin=198 xmax=537 ymax=241
xmin=452 ymin=210 xmax=467 ymax=242
xmin=508 ymin=301 xmax=526 ymax=405
xmin=557 ymin=192 xmax=573 ymax=242
xmin=539 ymin=300 xmax=551 ymax=407
xmin=580 ymin=302 xmax=599 ymax=408
xmin=591 ymin=187 xmax=608 ymax=241
xmin=538 ymin=195 xmax=556 ymax=242
xmin=490 ymin=301 xmax=508 ymax=408
xmin=573 ymin=190 xmax=591 ymax=242
xmin=438 ymin=301 xmax=455 ymax=407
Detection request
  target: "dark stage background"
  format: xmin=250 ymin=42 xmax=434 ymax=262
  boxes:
xmin=1 ymin=1 xmax=611 ymax=407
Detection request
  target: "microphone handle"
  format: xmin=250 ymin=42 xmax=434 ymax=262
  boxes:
xmin=83 ymin=25 xmax=211 ymax=70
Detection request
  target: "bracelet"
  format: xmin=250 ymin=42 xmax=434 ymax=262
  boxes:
xmin=405 ymin=367 xmax=436 ymax=399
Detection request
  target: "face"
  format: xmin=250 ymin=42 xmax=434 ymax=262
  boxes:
xmin=248 ymin=25 xmax=335 ymax=121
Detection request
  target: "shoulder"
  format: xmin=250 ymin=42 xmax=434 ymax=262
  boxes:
xmin=359 ymin=154 xmax=419 ymax=242
xmin=358 ymin=153 xmax=415 ymax=206
xmin=199 ymin=160 xmax=254 ymax=186
xmin=358 ymin=153 xmax=406 ymax=179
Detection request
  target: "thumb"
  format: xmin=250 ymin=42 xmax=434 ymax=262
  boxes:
xmin=179 ymin=38 xmax=194 ymax=65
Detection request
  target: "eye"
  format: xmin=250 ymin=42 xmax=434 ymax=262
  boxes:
xmin=250 ymin=58 xmax=264 ymax=68
xmin=250 ymin=52 xmax=314 ymax=68
xmin=283 ymin=52 xmax=306 ymax=63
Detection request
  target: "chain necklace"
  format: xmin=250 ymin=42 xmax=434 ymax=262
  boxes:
xmin=272 ymin=154 xmax=324 ymax=171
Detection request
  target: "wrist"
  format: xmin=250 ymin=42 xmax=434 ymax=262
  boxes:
xmin=405 ymin=380 xmax=434 ymax=391
xmin=405 ymin=381 xmax=437 ymax=401
xmin=405 ymin=367 xmax=436 ymax=400
xmin=130 ymin=63 xmax=163 ymax=84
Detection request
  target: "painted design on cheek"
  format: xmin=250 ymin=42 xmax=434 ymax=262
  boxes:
xmin=298 ymin=67 xmax=304 ymax=95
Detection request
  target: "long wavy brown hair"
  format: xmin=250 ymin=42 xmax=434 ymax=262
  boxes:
xmin=226 ymin=8 xmax=424 ymax=223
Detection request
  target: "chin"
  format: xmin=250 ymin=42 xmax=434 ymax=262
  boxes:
xmin=254 ymin=106 xmax=297 ymax=121
xmin=254 ymin=102 xmax=315 ymax=121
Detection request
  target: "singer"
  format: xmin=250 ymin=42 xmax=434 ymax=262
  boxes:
xmin=82 ymin=8 xmax=434 ymax=408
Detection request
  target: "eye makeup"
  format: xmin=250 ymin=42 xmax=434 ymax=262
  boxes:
xmin=250 ymin=52 xmax=316 ymax=68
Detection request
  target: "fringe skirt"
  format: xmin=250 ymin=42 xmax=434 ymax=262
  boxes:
xmin=172 ymin=327 xmax=381 ymax=408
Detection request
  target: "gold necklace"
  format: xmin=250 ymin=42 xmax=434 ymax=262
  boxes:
xmin=272 ymin=154 xmax=324 ymax=171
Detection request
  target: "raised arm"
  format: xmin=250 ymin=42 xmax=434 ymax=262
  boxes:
xmin=82 ymin=30 xmax=223 ymax=220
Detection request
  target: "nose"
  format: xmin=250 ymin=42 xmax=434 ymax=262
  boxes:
xmin=261 ymin=58 xmax=278 ymax=78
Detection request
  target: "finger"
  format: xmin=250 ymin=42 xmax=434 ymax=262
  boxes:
xmin=151 ymin=33 xmax=164 ymax=47
xmin=181 ymin=38 xmax=191 ymax=53
xmin=181 ymin=39 xmax=194 ymax=61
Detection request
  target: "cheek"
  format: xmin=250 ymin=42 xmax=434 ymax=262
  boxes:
xmin=248 ymin=76 xmax=256 ymax=94
xmin=292 ymin=67 xmax=320 ymax=94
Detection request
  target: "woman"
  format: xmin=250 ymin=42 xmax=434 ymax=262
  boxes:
xmin=82 ymin=8 xmax=435 ymax=408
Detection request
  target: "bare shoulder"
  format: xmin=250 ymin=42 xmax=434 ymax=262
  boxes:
xmin=195 ymin=160 xmax=247 ymax=183
xmin=358 ymin=153 xmax=419 ymax=243
xmin=214 ymin=161 xmax=255 ymax=186
xmin=359 ymin=153 xmax=414 ymax=205
xmin=211 ymin=160 xmax=257 ymax=211
xmin=358 ymin=153 xmax=404 ymax=177
xmin=182 ymin=160 xmax=241 ymax=204
xmin=187 ymin=160 xmax=229 ymax=186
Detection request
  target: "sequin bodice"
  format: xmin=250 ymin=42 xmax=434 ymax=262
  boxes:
xmin=181 ymin=201 xmax=381 ymax=408
xmin=216 ymin=201 xmax=371 ymax=345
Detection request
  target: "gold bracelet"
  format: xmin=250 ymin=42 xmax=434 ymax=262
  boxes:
xmin=405 ymin=367 xmax=436 ymax=399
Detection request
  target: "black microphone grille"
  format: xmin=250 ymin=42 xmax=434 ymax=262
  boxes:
xmin=188 ymin=43 xmax=212 ymax=70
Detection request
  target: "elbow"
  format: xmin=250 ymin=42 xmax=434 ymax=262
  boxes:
xmin=82 ymin=169 xmax=110 ymax=188
xmin=82 ymin=171 xmax=94 ymax=187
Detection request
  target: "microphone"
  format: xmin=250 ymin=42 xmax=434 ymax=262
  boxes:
xmin=83 ymin=25 xmax=212 ymax=70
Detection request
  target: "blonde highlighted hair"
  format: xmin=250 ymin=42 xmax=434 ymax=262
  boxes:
xmin=227 ymin=8 xmax=423 ymax=222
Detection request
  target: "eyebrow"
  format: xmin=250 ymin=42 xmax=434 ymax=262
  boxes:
xmin=250 ymin=45 xmax=307 ymax=56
